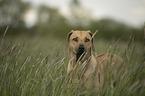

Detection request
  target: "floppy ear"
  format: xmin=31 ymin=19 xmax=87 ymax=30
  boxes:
xmin=65 ymin=31 xmax=73 ymax=50
xmin=88 ymin=32 xmax=95 ymax=52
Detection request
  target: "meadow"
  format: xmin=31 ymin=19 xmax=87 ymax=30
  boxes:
xmin=0 ymin=35 xmax=144 ymax=96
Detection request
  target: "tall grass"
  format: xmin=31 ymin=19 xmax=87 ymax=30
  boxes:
xmin=0 ymin=33 xmax=144 ymax=95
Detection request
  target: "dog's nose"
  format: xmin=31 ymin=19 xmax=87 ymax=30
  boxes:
xmin=78 ymin=44 xmax=85 ymax=50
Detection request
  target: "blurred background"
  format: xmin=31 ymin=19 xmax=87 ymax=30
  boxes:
xmin=0 ymin=0 xmax=144 ymax=42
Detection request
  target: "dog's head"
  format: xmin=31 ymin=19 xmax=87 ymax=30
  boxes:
xmin=65 ymin=30 xmax=95 ymax=61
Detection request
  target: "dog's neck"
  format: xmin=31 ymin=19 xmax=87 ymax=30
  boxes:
xmin=69 ymin=50 xmax=97 ymax=78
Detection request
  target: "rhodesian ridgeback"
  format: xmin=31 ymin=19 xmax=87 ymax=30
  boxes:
xmin=65 ymin=30 xmax=125 ymax=88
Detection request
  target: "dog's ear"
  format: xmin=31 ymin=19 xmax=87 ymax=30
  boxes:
xmin=65 ymin=31 xmax=73 ymax=50
xmin=88 ymin=32 xmax=95 ymax=52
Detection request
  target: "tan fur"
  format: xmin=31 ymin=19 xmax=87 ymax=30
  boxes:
xmin=66 ymin=30 xmax=125 ymax=88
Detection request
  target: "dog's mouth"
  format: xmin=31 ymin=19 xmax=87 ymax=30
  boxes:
xmin=76 ymin=45 xmax=86 ymax=62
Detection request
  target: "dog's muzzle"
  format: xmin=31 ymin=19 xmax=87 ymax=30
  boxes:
xmin=76 ymin=44 xmax=85 ymax=62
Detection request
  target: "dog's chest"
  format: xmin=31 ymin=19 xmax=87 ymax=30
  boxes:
xmin=83 ymin=55 xmax=97 ymax=78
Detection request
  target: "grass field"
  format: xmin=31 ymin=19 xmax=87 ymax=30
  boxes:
xmin=0 ymin=36 xmax=144 ymax=96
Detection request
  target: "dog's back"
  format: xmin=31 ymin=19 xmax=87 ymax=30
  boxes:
xmin=95 ymin=53 xmax=125 ymax=87
xmin=96 ymin=53 xmax=124 ymax=65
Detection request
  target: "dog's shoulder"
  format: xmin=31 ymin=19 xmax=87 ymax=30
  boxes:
xmin=95 ymin=53 xmax=107 ymax=59
xmin=95 ymin=53 xmax=107 ymax=58
xmin=95 ymin=53 xmax=108 ymax=64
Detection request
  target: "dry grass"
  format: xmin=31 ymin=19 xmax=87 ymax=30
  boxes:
xmin=0 ymin=32 xmax=144 ymax=96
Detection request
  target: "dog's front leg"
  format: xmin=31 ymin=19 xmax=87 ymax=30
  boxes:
xmin=67 ymin=62 xmax=73 ymax=75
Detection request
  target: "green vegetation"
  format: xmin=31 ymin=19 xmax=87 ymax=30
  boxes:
xmin=0 ymin=34 xmax=144 ymax=96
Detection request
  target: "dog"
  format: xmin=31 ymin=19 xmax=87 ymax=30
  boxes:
xmin=65 ymin=30 xmax=125 ymax=88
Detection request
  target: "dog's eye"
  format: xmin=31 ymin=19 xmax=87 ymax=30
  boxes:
xmin=85 ymin=38 xmax=90 ymax=42
xmin=72 ymin=38 xmax=78 ymax=42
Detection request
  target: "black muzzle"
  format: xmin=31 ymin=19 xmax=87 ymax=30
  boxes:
xmin=76 ymin=44 xmax=85 ymax=62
